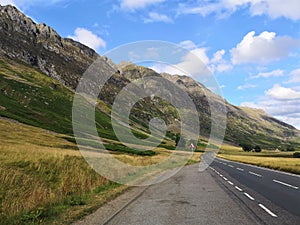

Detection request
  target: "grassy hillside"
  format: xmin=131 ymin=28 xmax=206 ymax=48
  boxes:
xmin=0 ymin=58 xmax=161 ymax=154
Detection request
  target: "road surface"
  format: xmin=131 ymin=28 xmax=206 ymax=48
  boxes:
xmin=74 ymin=159 xmax=300 ymax=225
xmin=211 ymin=157 xmax=300 ymax=218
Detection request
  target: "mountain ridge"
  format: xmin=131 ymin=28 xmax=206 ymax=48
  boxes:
xmin=0 ymin=4 xmax=299 ymax=149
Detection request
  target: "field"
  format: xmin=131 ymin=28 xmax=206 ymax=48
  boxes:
xmin=219 ymin=144 xmax=300 ymax=174
xmin=0 ymin=117 xmax=201 ymax=225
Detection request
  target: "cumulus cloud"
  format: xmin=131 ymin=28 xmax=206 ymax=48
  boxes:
xmin=68 ymin=28 xmax=106 ymax=51
xmin=151 ymin=46 xmax=210 ymax=77
xmin=241 ymin=84 xmax=300 ymax=128
xmin=266 ymin=84 xmax=300 ymax=100
xmin=251 ymin=69 xmax=284 ymax=79
xmin=144 ymin=12 xmax=172 ymax=23
xmin=151 ymin=40 xmax=232 ymax=77
xmin=210 ymin=49 xmax=233 ymax=73
xmin=178 ymin=0 xmax=300 ymax=20
xmin=120 ymin=0 xmax=165 ymax=11
xmin=231 ymin=31 xmax=300 ymax=64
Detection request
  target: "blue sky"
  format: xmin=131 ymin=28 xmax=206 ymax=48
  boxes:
xmin=1 ymin=0 xmax=300 ymax=128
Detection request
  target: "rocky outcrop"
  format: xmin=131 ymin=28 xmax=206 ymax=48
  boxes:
xmin=0 ymin=4 xmax=98 ymax=88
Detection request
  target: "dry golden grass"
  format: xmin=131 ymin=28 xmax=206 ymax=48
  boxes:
xmin=0 ymin=117 xmax=201 ymax=224
xmin=219 ymin=154 xmax=300 ymax=174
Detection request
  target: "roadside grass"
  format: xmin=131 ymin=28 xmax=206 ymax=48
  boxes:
xmin=0 ymin=118 xmax=201 ymax=224
xmin=219 ymin=144 xmax=300 ymax=175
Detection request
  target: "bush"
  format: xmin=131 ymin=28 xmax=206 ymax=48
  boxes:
xmin=254 ymin=145 xmax=262 ymax=152
xmin=286 ymin=146 xmax=295 ymax=152
xmin=240 ymin=144 xmax=253 ymax=152
xmin=293 ymin=152 xmax=300 ymax=158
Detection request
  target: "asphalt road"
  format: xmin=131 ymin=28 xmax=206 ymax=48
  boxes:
xmin=210 ymin=157 xmax=300 ymax=218
xmin=74 ymin=158 xmax=300 ymax=225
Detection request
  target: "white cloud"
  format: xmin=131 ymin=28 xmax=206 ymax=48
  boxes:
xmin=251 ymin=69 xmax=284 ymax=78
xmin=210 ymin=49 xmax=233 ymax=73
xmin=151 ymin=47 xmax=210 ymax=77
xmin=241 ymin=84 xmax=300 ymax=129
xmin=237 ymin=83 xmax=257 ymax=90
xmin=68 ymin=28 xmax=106 ymax=51
xmin=144 ymin=12 xmax=172 ymax=23
xmin=286 ymin=69 xmax=300 ymax=83
xmin=178 ymin=0 xmax=300 ymax=20
xmin=179 ymin=40 xmax=198 ymax=50
xmin=0 ymin=0 xmax=68 ymax=8
xmin=250 ymin=0 xmax=300 ymax=20
xmin=151 ymin=40 xmax=232 ymax=76
xmin=0 ymin=0 xmax=15 ymax=6
xmin=120 ymin=0 xmax=165 ymax=11
xmin=266 ymin=84 xmax=300 ymax=100
xmin=231 ymin=31 xmax=300 ymax=64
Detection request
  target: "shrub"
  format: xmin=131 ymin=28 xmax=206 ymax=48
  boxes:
xmin=254 ymin=145 xmax=262 ymax=152
xmin=293 ymin=152 xmax=300 ymax=158
xmin=286 ymin=146 xmax=295 ymax=152
xmin=240 ymin=144 xmax=253 ymax=152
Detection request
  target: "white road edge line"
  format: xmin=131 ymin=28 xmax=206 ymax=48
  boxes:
xmin=273 ymin=179 xmax=299 ymax=190
xmin=227 ymin=181 xmax=234 ymax=185
xmin=237 ymin=167 xmax=244 ymax=171
xmin=249 ymin=171 xmax=262 ymax=177
xmin=235 ymin=186 xmax=243 ymax=192
xmin=217 ymin=157 xmax=300 ymax=178
xmin=244 ymin=192 xmax=255 ymax=200
xmin=258 ymin=204 xmax=278 ymax=218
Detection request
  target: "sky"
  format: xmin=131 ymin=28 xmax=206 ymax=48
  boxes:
xmin=1 ymin=0 xmax=300 ymax=129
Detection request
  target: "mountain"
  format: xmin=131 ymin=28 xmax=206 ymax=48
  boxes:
xmin=0 ymin=4 xmax=299 ymax=150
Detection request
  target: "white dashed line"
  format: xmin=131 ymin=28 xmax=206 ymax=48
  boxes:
xmin=244 ymin=192 xmax=255 ymax=201
xmin=249 ymin=171 xmax=262 ymax=177
xmin=223 ymin=177 xmax=228 ymax=181
xmin=223 ymin=163 xmax=227 ymax=165
xmin=228 ymin=164 xmax=234 ymax=168
xmin=273 ymin=179 xmax=299 ymax=190
xmin=220 ymin=174 xmax=223 ymax=177
xmin=235 ymin=186 xmax=243 ymax=192
xmin=258 ymin=204 xmax=278 ymax=217
xmin=237 ymin=167 xmax=244 ymax=171
xmin=227 ymin=181 xmax=234 ymax=185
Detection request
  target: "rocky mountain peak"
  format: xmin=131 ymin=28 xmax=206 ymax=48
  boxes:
xmin=0 ymin=4 xmax=99 ymax=88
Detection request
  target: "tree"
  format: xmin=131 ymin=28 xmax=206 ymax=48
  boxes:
xmin=241 ymin=144 xmax=252 ymax=152
xmin=254 ymin=145 xmax=262 ymax=152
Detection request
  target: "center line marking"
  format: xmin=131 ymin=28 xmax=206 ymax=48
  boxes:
xmin=244 ymin=192 xmax=255 ymax=201
xmin=223 ymin=177 xmax=228 ymax=181
xmin=273 ymin=179 xmax=299 ymax=190
xmin=228 ymin=165 xmax=234 ymax=168
xmin=249 ymin=171 xmax=262 ymax=177
xmin=237 ymin=167 xmax=244 ymax=171
xmin=259 ymin=204 xmax=278 ymax=217
xmin=227 ymin=181 xmax=234 ymax=185
xmin=235 ymin=186 xmax=243 ymax=192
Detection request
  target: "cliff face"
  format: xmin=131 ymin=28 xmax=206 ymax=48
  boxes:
xmin=0 ymin=5 xmax=97 ymax=88
xmin=0 ymin=4 xmax=299 ymax=149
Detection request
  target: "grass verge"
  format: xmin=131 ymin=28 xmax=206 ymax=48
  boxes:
xmin=219 ymin=145 xmax=300 ymax=175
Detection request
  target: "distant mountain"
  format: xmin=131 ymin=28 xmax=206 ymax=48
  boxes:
xmin=0 ymin=4 xmax=299 ymax=150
